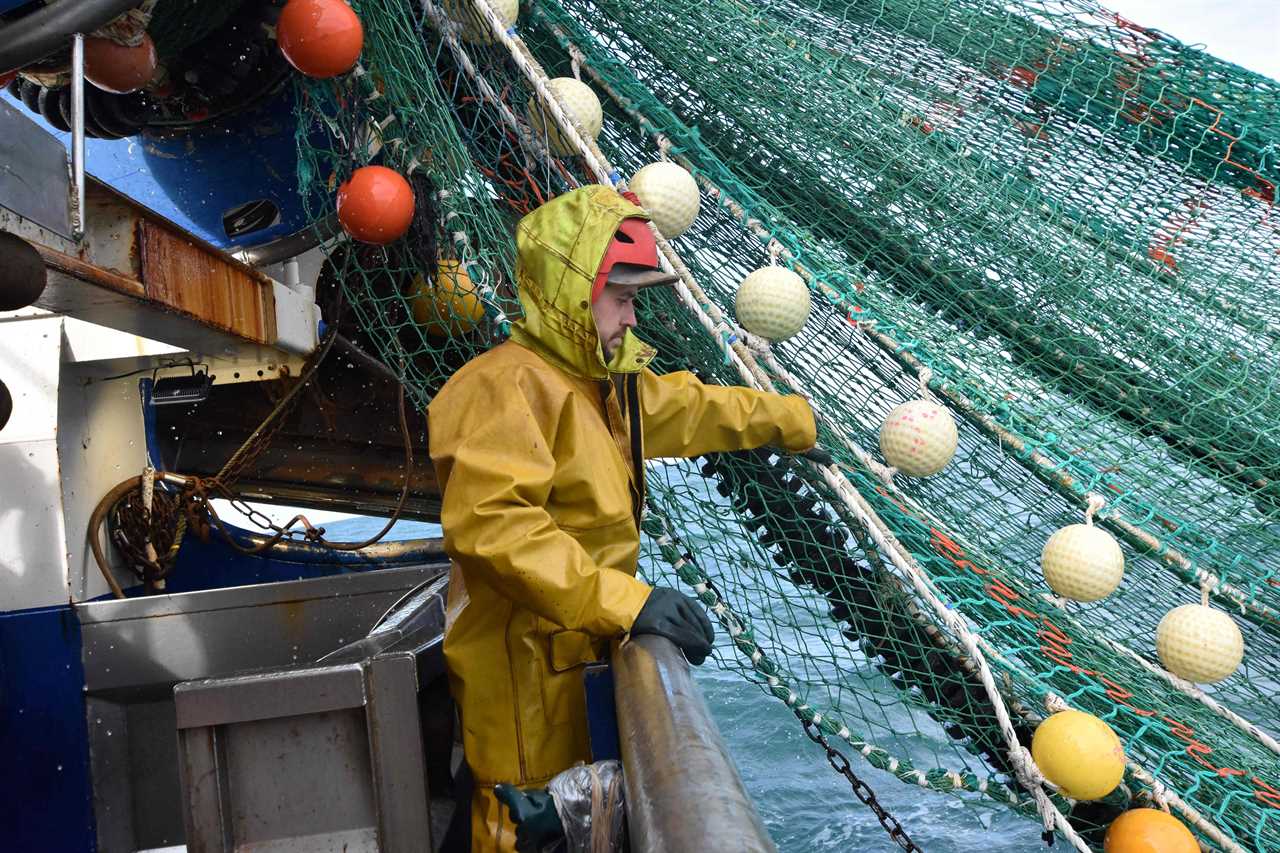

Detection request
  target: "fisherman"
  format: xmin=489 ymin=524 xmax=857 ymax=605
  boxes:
xmin=427 ymin=185 xmax=817 ymax=851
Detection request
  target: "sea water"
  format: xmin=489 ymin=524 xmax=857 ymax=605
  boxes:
xmin=320 ymin=514 xmax=1047 ymax=851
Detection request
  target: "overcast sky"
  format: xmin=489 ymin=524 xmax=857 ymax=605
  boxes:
xmin=1103 ymin=0 xmax=1279 ymax=80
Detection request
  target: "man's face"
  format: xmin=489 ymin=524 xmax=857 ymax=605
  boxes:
xmin=592 ymin=282 xmax=640 ymax=362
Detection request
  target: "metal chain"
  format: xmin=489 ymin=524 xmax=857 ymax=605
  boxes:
xmin=801 ymin=718 xmax=925 ymax=852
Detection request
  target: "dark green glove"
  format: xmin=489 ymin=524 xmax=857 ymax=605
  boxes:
xmin=800 ymin=445 xmax=834 ymax=466
xmin=631 ymin=586 xmax=715 ymax=665
xmin=494 ymin=784 xmax=564 ymax=853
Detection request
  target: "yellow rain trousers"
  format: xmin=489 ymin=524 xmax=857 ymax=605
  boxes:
xmin=427 ymin=185 xmax=816 ymax=850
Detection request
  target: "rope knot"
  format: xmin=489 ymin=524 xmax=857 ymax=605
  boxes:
xmin=1083 ymin=493 xmax=1106 ymax=526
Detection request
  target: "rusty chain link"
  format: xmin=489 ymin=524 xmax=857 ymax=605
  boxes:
xmin=801 ymin=717 xmax=925 ymax=852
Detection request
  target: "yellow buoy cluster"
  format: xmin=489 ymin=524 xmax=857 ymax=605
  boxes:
xmin=1031 ymin=710 xmax=1202 ymax=847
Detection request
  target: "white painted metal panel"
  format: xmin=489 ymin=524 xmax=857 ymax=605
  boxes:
xmin=0 ymin=439 xmax=71 ymax=608
xmin=59 ymin=363 xmax=149 ymax=602
xmin=0 ymin=315 xmax=63 ymax=443
xmin=0 ymin=317 xmax=70 ymax=608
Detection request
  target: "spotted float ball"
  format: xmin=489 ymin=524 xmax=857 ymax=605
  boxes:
xmin=1041 ymin=524 xmax=1124 ymax=602
xmin=337 ymin=166 xmax=414 ymax=245
xmin=734 ymin=267 xmax=810 ymax=341
xmin=878 ymin=399 xmax=957 ymax=477
xmin=527 ymin=77 xmax=602 ymax=157
xmin=1156 ymin=604 xmax=1243 ymax=683
xmin=278 ymin=0 xmax=364 ymax=79
xmin=1104 ymin=808 xmax=1198 ymax=853
xmin=629 ymin=162 xmax=700 ymax=239
xmin=83 ymin=33 xmax=157 ymax=94
xmin=442 ymin=0 xmax=518 ymax=44
xmin=410 ymin=259 xmax=486 ymax=337
xmin=1031 ymin=710 xmax=1125 ymax=800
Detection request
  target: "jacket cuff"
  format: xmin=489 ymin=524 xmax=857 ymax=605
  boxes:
xmin=600 ymin=571 xmax=654 ymax=634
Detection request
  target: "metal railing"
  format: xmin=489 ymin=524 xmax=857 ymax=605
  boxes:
xmin=614 ymin=634 xmax=777 ymax=853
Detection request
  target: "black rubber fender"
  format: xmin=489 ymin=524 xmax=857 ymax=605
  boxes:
xmin=37 ymin=83 xmax=71 ymax=132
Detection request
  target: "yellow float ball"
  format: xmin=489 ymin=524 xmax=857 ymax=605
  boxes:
xmin=629 ymin=162 xmax=700 ymax=239
xmin=1031 ymin=710 xmax=1124 ymax=800
xmin=1156 ymin=604 xmax=1244 ymax=683
xmin=879 ymin=400 xmax=958 ymax=477
xmin=442 ymin=0 xmax=518 ymax=44
xmin=527 ymin=78 xmax=602 ymax=157
xmin=1104 ymin=808 xmax=1198 ymax=853
xmin=1041 ymin=524 xmax=1125 ymax=602
xmin=734 ymin=267 xmax=811 ymax=341
xmin=409 ymin=259 xmax=486 ymax=337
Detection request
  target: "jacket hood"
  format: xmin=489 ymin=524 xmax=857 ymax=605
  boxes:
xmin=509 ymin=185 xmax=658 ymax=380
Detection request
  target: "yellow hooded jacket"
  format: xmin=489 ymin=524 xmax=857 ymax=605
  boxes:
xmin=427 ymin=185 xmax=816 ymax=849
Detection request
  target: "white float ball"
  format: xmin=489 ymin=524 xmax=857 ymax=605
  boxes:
xmin=1156 ymin=604 xmax=1244 ymax=683
xmin=629 ymin=162 xmax=700 ymax=239
xmin=734 ymin=267 xmax=811 ymax=341
xmin=879 ymin=400 xmax=957 ymax=477
xmin=527 ymin=78 xmax=602 ymax=157
xmin=1040 ymin=524 xmax=1125 ymax=602
xmin=442 ymin=0 xmax=518 ymax=44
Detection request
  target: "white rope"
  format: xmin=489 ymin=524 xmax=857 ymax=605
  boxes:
xmin=140 ymin=463 xmax=164 ymax=591
xmin=916 ymin=366 xmax=937 ymax=403
xmin=1200 ymin=575 xmax=1216 ymax=609
xmin=1084 ymin=493 xmax=1106 ymax=526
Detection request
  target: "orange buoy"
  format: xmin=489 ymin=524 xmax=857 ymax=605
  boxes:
xmin=83 ymin=33 xmax=157 ymax=94
xmin=337 ymin=166 xmax=415 ymax=245
xmin=1104 ymin=808 xmax=1198 ymax=853
xmin=277 ymin=0 xmax=363 ymax=79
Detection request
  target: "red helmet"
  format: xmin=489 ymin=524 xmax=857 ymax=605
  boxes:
xmin=591 ymin=192 xmax=680 ymax=302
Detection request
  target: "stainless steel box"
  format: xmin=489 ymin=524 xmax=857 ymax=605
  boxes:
xmin=173 ymin=574 xmax=449 ymax=853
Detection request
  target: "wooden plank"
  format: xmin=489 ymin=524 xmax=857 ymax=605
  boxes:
xmin=138 ymin=220 xmax=276 ymax=345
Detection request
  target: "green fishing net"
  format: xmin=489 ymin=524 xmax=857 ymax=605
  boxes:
xmin=293 ymin=0 xmax=1280 ymax=848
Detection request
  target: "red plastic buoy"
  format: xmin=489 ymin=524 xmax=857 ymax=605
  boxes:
xmin=337 ymin=166 xmax=415 ymax=245
xmin=83 ymin=33 xmax=158 ymax=94
xmin=277 ymin=0 xmax=364 ymax=79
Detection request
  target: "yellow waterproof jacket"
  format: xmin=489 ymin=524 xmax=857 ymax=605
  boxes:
xmin=427 ymin=186 xmax=815 ymax=845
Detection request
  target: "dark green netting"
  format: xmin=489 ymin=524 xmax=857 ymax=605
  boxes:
xmin=292 ymin=0 xmax=1280 ymax=848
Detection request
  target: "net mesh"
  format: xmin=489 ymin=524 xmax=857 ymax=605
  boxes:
xmin=292 ymin=0 xmax=1280 ymax=848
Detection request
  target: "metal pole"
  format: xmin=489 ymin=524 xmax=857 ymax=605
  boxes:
xmin=70 ymin=32 xmax=86 ymax=241
xmin=613 ymin=634 xmax=777 ymax=853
